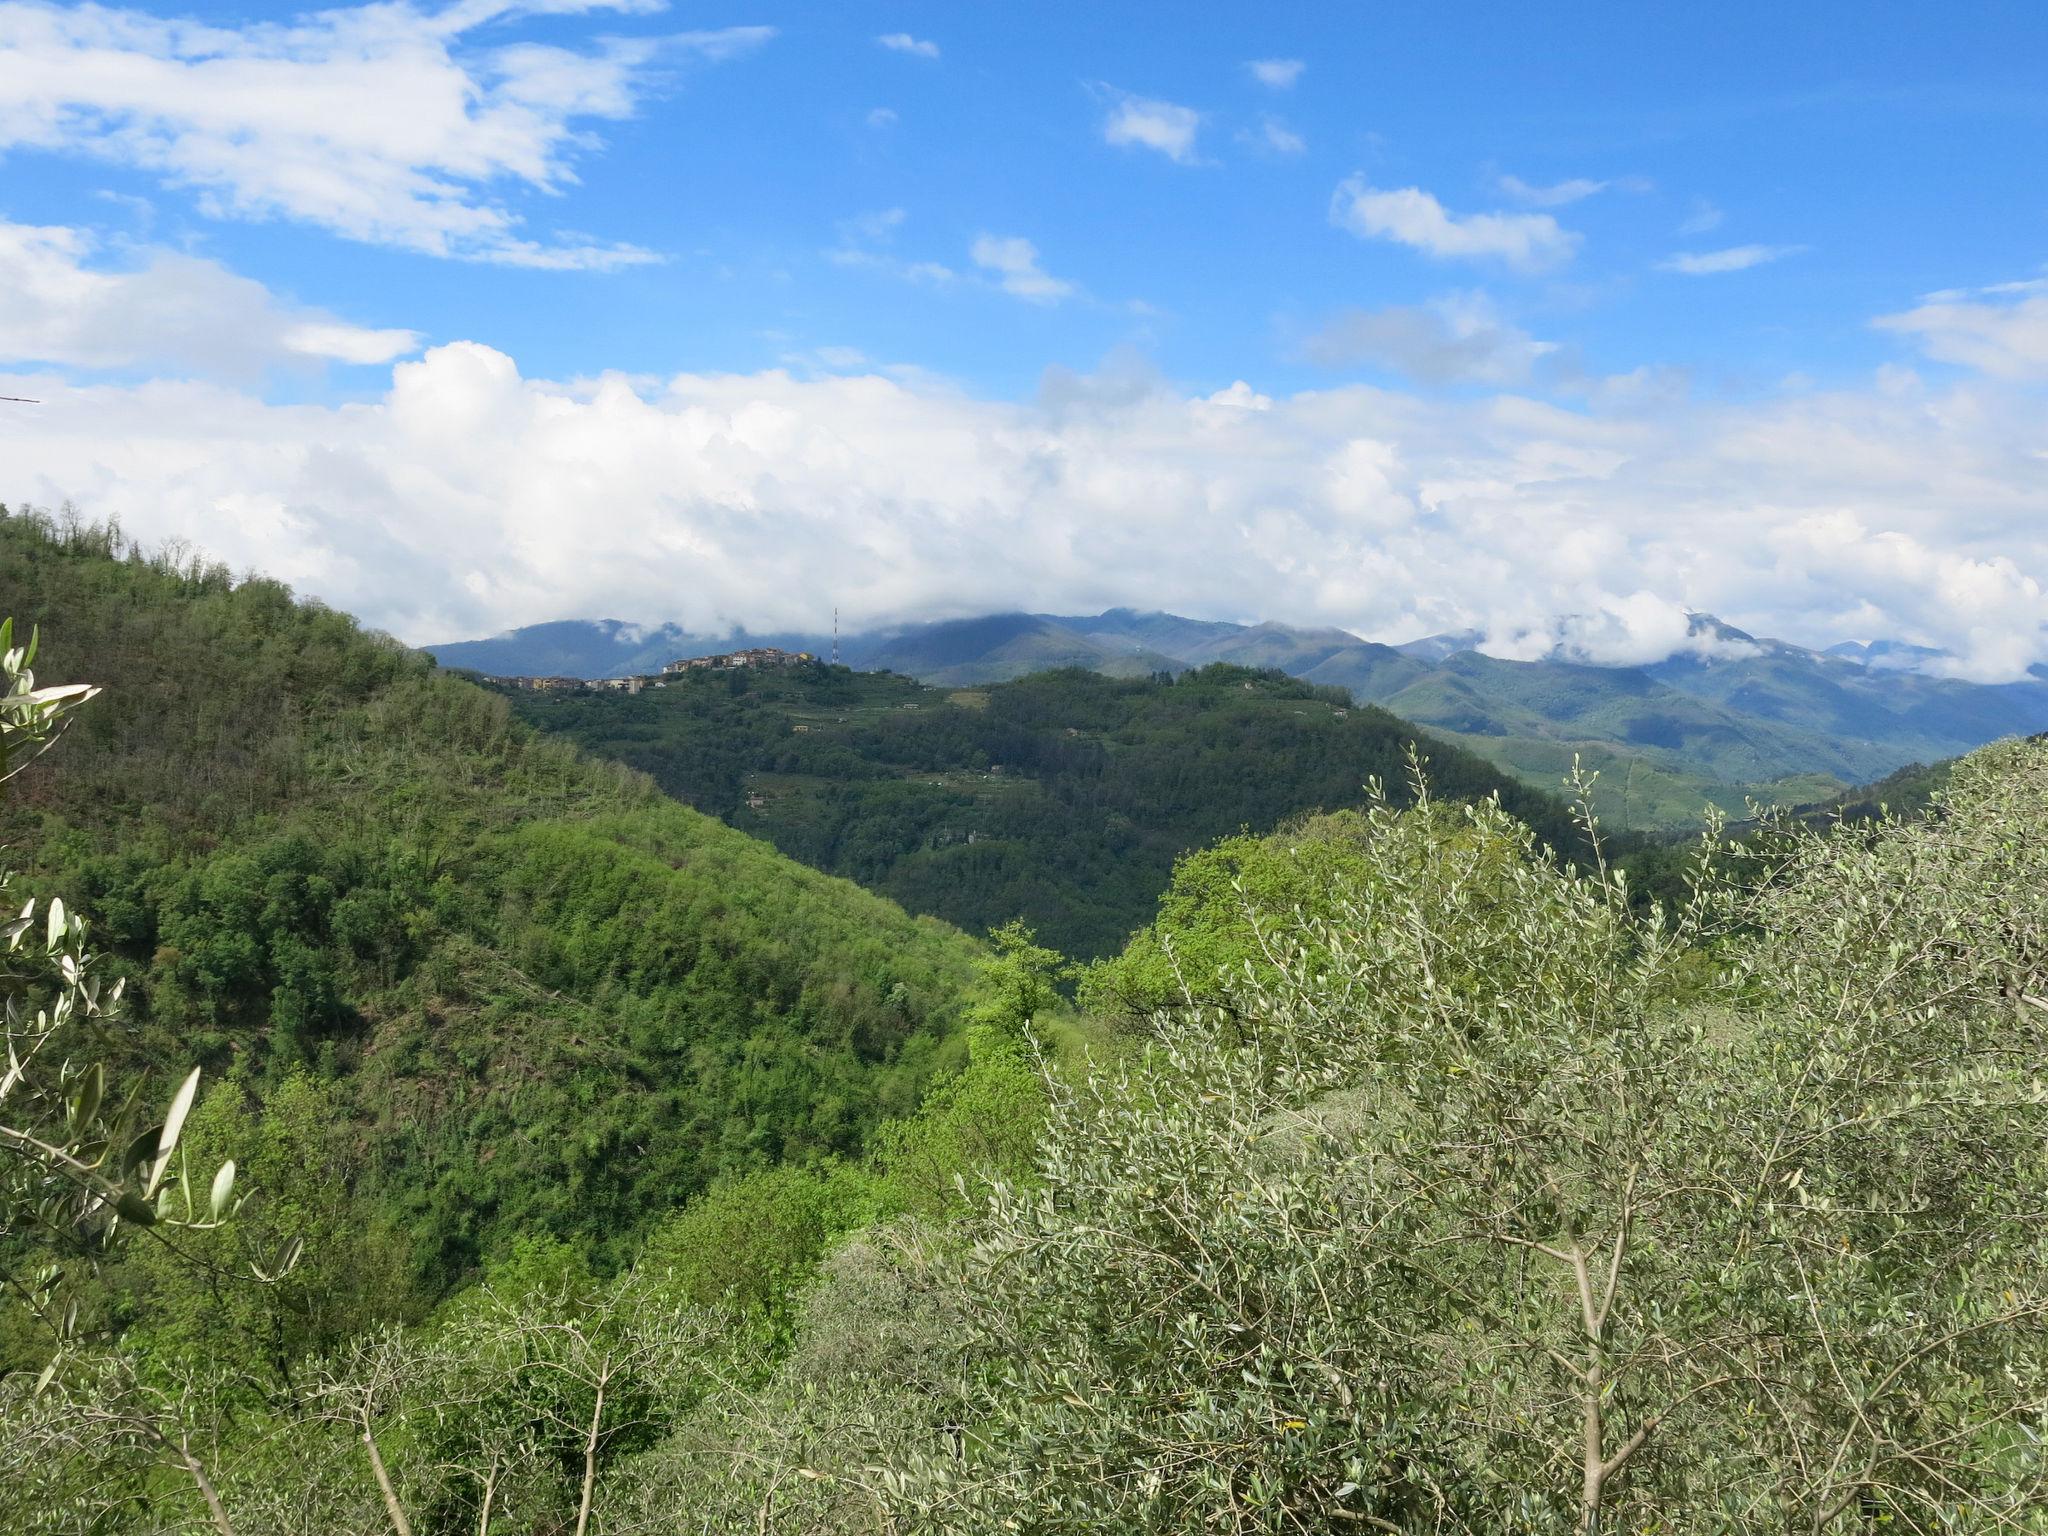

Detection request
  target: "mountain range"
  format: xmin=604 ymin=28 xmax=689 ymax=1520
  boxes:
xmin=427 ymin=610 xmax=2048 ymax=829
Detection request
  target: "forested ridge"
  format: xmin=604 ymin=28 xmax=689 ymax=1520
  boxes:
xmin=0 ymin=510 xmax=985 ymax=1297
xmin=493 ymin=662 xmax=1606 ymax=960
xmin=4 ymin=506 xmax=2047 ymax=1533
xmin=436 ymin=608 xmax=2048 ymax=833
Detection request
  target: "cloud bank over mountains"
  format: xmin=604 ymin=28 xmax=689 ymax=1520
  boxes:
xmin=5 ymin=338 xmax=2042 ymax=681
xmin=2 ymin=1 xmax=2042 ymax=684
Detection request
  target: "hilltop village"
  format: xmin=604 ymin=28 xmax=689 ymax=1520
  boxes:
xmin=485 ymin=644 xmax=815 ymax=693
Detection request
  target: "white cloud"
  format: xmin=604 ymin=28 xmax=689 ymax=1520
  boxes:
xmin=1657 ymin=244 xmax=1803 ymax=276
xmin=1100 ymin=90 xmax=1202 ymax=164
xmin=865 ymin=106 xmax=898 ymax=129
xmin=0 ymin=0 xmax=771 ymax=265
xmin=876 ymin=32 xmax=938 ymax=60
xmin=1246 ymin=58 xmax=1303 ymax=90
xmin=278 ymin=321 xmax=422 ymax=366
xmin=1874 ymin=279 xmax=2048 ymax=381
xmin=1678 ymin=198 xmax=1723 ymax=235
xmin=1331 ymin=177 xmax=1579 ymax=272
xmin=969 ymin=235 xmax=1074 ymax=303
xmin=827 ymin=247 xmax=957 ymax=286
xmin=1486 ymin=593 xmax=1695 ymax=667
xmin=1302 ymin=293 xmax=1555 ymax=385
xmin=838 ymin=207 xmax=906 ymax=245
xmin=1247 ymin=116 xmax=1305 ymax=156
xmin=1206 ymin=380 xmax=1272 ymax=410
xmin=1498 ymin=174 xmax=1605 ymax=207
xmin=8 ymin=340 xmax=2048 ymax=681
xmin=1496 ymin=173 xmax=1649 ymax=208
xmin=828 ymin=207 xmax=957 ymax=288
xmin=0 ymin=219 xmax=418 ymax=373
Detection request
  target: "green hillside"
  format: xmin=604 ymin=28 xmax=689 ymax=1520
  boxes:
xmin=9 ymin=653 xmax=2044 ymax=1530
xmin=0 ymin=512 xmax=982 ymax=1292
xmin=490 ymin=660 xmax=1603 ymax=960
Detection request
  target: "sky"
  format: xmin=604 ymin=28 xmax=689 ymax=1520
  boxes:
xmin=1 ymin=0 xmax=2045 ymax=676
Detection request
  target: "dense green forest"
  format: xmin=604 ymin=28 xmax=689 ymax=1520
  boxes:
xmin=0 ymin=510 xmax=989 ymax=1299
xmin=491 ymin=663 xmax=1604 ymax=960
xmin=5 ymin=507 xmax=2047 ymax=1533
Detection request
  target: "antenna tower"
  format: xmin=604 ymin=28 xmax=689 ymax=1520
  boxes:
xmin=832 ymin=608 xmax=840 ymax=666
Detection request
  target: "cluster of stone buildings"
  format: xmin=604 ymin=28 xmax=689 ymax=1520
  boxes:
xmin=491 ymin=674 xmax=595 ymax=693
xmin=660 ymin=646 xmax=814 ymax=675
xmin=489 ymin=646 xmax=816 ymax=695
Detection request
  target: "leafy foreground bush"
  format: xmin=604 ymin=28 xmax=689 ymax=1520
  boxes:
xmin=7 ymin=743 xmax=2047 ymax=1533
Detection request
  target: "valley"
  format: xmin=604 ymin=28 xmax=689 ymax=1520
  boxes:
xmin=482 ymin=659 xmax=1604 ymax=960
xmin=4 ymin=508 xmax=2045 ymax=1531
xmin=434 ymin=608 xmax=2048 ymax=830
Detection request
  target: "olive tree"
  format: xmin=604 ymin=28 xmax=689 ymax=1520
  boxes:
xmin=602 ymin=1225 xmax=964 ymax=1536
xmin=888 ymin=757 xmax=2048 ymax=1533
xmin=1 ymin=619 xmax=255 ymax=1336
xmin=0 ymin=1350 xmax=247 ymax=1535
xmin=420 ymin=1268 xmax=716 ymax=1536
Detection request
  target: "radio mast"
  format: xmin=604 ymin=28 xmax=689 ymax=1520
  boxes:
xmin=832 ymin=608 xmax=840 ymax=666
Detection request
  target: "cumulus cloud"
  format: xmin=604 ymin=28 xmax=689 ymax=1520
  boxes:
xmin=1496 ymin=172 xmax=1649 ymax=207
xmin=6 ymin=342 xmax=2046 ymax=680
xmin=1245 ymin=58 xmax=1303 ymax=89
xmin=1331 ymin=177 xmax=1580 ymax=272
xmin=876 ymin=32 xmax=937 ymax=59
xmin=969 ymin=234 xmax=1074 ymax=303
xmin=1100 ymin=90 xmax=1201 ymax=164
xmin=0 ymin=219 xmax=418 ymax=373
xmin=1302 ymin=294 xmax=1555 ymax=386
xmin=1874 ymin=278 xmax=2048 ymax=381
xmin=1657 ymin=244 xmax=1802 ymax=276
xmin=0 ymin=0 xmax=770 ymax=265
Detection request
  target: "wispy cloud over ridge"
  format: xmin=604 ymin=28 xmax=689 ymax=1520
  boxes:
xmin=10 ymin=341 xmax=2046 ymax=681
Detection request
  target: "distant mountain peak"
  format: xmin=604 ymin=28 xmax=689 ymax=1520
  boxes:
xmin=1825 ymin=638 xmax=1952 ymax=672
xmin=1683 ymin=611 xmax=1758 ymax=647
xmin=1398 ymin=629 xmax=1485 ymax=662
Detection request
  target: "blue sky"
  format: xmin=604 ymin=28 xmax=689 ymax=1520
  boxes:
xmin=2 ymin=0 xmax=2046 ymax=673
